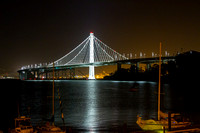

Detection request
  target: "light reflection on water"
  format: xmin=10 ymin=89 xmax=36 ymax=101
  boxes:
xmin=84 ymin=80 xmax=98 ymax=130
xmin=19 ymin=80 xmax=171 ymax=131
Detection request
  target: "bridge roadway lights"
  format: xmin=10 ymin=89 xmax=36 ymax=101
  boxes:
xmin=18 ymin=55 xmax=175 ymax=80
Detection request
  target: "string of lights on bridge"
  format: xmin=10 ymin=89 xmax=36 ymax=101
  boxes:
xmin=20 ymin=51 xmax=171 ymax=70
xmin=20 ymin=32 xmax=174 ymax=71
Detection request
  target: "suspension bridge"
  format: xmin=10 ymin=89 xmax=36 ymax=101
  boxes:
xmin=18 ymin=32 xmax=175 ymax=80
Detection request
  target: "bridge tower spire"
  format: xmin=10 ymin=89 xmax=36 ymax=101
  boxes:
xmin=88 ymin=32 xmax=95 ymax=79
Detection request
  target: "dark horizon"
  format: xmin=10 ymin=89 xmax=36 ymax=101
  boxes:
xmin=1 ymin=0 xmax=200 ymax=76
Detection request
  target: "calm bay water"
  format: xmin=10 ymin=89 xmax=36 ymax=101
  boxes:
xmin=18 ymin=80 xmax=172 ymax=132
xmin=1 ymin=79 xmax=200 ymax=132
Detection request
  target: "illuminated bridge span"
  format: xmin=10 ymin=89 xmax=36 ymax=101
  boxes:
xmin=18 ymin=32 xmax=175 ymax=80
xmin=50 ymin=32 xmax=127 ymax=79
xmin=18 ymin=32 xmax=128 ymax=80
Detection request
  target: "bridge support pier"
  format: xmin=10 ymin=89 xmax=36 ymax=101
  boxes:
xmin=88 ymin=66 xmax=95 ymax=79
xmin=117 ymin=63 xmax=122 ymax=71
xmin=70 ymin=68 xmax=75 ymax=79
xmin=45 ymin=72 xmax=48 ymax=79
xmin=136 ymin=62 xmax=139 ymax=73
xmin=57 ymin=71 xmax=59 ymax=79
xmin=146 ymin=63 xmax=151 ymax=72
xmin=18 ymin=70 xmax=36 ymax=80
xmin=19 ymin=71 xmax=27 ymax=80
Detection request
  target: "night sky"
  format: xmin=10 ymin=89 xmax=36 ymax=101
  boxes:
xmin=1 ymin=0 xmax=200 ymax=76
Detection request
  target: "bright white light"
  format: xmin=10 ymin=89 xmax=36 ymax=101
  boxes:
xmin=165 ymin=51 xmax=166 ymax=56
xmin=130 ymin=53 xmax=132 ymax=59
xmin=140 ymin=52 xmax=142 ymax=57
xmin=152 ymin=52 xmax=154 ymax=57
xmin=89 ymin=32 xmax=95 ymax=79
xmin=89 ymin=66 xmax=95 ymax=79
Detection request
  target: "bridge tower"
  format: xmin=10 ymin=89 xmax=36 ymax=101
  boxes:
xmin=88 ymin=32 xmax=95 ymax=79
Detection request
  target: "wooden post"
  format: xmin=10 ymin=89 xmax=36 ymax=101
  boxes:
xmin=168 ymin=112 xmax=171 ymax=131
xmin=158 ymin=42 xmax=162 ymax=121
xmin=52 ymin=62 xmax=55 ymax=125
xmin=163 ymin=126 xmax=165 ymax=133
